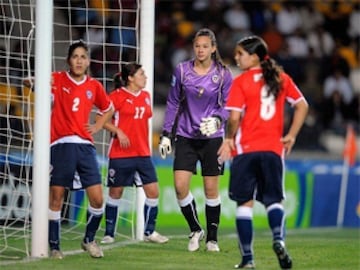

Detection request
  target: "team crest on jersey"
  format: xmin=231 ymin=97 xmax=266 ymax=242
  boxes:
xmin=86 ymin=90 xmax=93 ymax=99
xmin=145 ymin=97 xmax=150 ymax=105
xmin=212 ymin=74 xmax=220 ymax=84
xmin=171 ymin=75 xmax=176 ymax=87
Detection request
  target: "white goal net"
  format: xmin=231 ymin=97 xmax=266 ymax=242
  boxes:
xmin=0 ymin=0 xmax=151 ymax=260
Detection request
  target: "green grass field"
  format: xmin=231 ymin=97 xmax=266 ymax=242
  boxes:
xmin=1 ymin=227 xmax=359 ymax=270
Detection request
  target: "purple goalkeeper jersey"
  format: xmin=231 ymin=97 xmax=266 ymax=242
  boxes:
xmin=162 ymin=59 xmax=232 ymax=139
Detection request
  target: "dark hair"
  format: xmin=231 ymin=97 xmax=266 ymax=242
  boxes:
xmin=193 ymin=28 xmax=226 ymax=69
xmin=113 ymin=63 xmax=142 ymax=89
xmin=67 ymin=40 xmax=88 ymax=61
xmin=237 ymin=36 xmax=283 ymax=99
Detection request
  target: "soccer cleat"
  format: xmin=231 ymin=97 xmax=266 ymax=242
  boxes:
xmin=234 ymin=261 xmax=255 ymax=269
xmin=50 ymin=249 xmax=64 ymax=259
xmin=144 ymin=231 xmax=169 ymax=244
xmin=81 ymin=241 xmax=104 ymax=258
xmin=206 ymin=240 xmax=220 ymax=252
xmin=273 ymin=240 xmax=292 ymax=269
xmin=101 ymin=235 xmax=115 ymax=244
xmin=188 ymin=230 xmax=204 ymax=252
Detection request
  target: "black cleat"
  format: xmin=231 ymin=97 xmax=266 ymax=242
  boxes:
xmin=273 ymin=240 xmax=292 ymax=269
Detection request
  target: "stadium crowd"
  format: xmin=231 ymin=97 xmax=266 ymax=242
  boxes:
xmin=153 ymin=0 xmax=359 ymax=152
xmin=1 ymin=0 xmax=359 ymax=153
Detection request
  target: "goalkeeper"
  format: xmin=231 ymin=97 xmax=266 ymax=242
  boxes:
xmin=159 ymin=28 xmax=232 ymax=252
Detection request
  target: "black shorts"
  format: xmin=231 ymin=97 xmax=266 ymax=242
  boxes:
xmin=228 ymin=151 xmax=285 ymax=207
xmin=173 ymin=136 xmax=224 ymax=176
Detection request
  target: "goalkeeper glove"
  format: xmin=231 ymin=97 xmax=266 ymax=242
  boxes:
xmin=159 ymin=135 xmax=172 ymax=159
xmin=199 ymin=116 xmax=221 ymax=137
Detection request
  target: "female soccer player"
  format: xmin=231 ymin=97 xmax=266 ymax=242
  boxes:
xmin=48 ymin=40 xmax=113 ymax=259
xmin=100 ymin=63 xmax=168 ymax=244
xmin=159 ymin=28 xmax=232 ymax=252
xmin=218 ymin=36 xmax=308 ymax=269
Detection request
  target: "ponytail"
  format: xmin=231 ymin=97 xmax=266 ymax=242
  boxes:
xmin=237 ymin=36 xmax=283 ymax=99
xmin=113 ymin=62 xmax=142 ymax=90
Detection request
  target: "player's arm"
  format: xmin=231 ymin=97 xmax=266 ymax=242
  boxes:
xmin=281 ymin=99 xmax=308 ymax=155
xmin=95 ymin=112 xmax=130 ymax=148
xmin=217 ymin=109 xmax=242 ymax=162
xmin=87 ymin=105 xmax=114 ymax=135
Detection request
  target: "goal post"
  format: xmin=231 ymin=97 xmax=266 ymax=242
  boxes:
xmin=31 ymin=0 xmax=53 ymax=258
xmin=137 ymin=0 xmax=155 ymax=241
xmin=0 ymin=0 xmax=155 ymax=259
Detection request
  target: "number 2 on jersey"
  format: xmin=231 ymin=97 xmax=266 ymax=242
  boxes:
xmin=72 ymin=97 xmax=80 ymax=111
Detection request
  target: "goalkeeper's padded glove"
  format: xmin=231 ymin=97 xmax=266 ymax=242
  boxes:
xmin=159 ymin=135 xmax=172 ymax=159
xmin=199 ymin=116 xmax=221 ymax=137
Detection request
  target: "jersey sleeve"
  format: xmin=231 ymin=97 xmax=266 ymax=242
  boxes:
xmin=162 ymin=63 xmax=183 ymax=135
xmin=108 ymin=89 xmax=122 ymax=111
xmin=282 ymin=73 xmax=306 ymax=106
xmin=144 ymin=90 xmax=153 ymax=117
xmin=93 ymin=80 xmax=113 ymax=112
xmin=212 ymin=66 xmax=232 ymax=122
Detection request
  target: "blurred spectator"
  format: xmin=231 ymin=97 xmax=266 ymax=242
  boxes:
xmin=223 ymin=2 xmax=250 ymax=32
xmin=245 ymin=0 xmax=272 ymax=34
xmin=321 ymin=68 xmax=355 ymax=132
xmin=300 ymin=48 xmax=323 ymax=105
xmin=324 ymin=68 xmax=353 ymax=105
xmin=216 ymin=27 xmax=236 ymax=62
xmin=336 ymin=37 xmax=359 ymax=69
xmin=170 ymin=41 xmax=193 ymax=69
xmin=9 ymin=41 xmax=34 ymax=86
xmin=275 ymin=42 xmax=304 ymax=85
xmin=348 ymin=2 xmax=360 ymax=58
xmin=223 ymin=2 xmax=252 ymax=43
xmin=71 ymin=1 xmax=98 ymax=36
xmin=107 ymin=12 xmax=136 ymax=62
xmin=324 ymin=50 xmax=351 ymax=80
xmin=286 ymin=28 xmax=309 ymax=58
xmin=261 ymin=22 xmax=284 ymax=57
xmin=293 ymin=106 xmax=327 ymax=151
xmin=298 ymin=2 xmax=324 ymax=33
xmin=318 ymin=0 xmax=352 ymax=42
xmin=275 ymin=1 xmax=301 ymax=36
xmin=82 ymin=18 xmax=106 ymax=52
xmin=307 ymin=25 xmax=335 ymax=58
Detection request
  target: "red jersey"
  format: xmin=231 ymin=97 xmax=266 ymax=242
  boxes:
xmin=108 ymin=87 xmax=152 ymax=158
xmin=51 ymin=71 xmax=112 ymax=144
xmin=226 ymin=68 xmax=305 ymax=157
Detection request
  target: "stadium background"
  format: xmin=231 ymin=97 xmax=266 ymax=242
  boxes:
xmin=1 ymin=0 xmax=359 ymax=231
xmin=151 ymin=0 xmax=360 ymax=228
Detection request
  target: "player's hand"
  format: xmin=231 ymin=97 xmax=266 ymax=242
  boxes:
xmin=116 ymin=129 xmax=130 ymax=148
xmin=280 ymin=134 xmax=296 ymax=155
xmin=217 ymin=138 xmax=234 ymax=162
xmin=159 ymin=136 xmax=172 ymax=159
xmin=85 ymin=123 xmax=100 ymax=135
xmin=200 ymin=116 xmax=221 ymax=137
